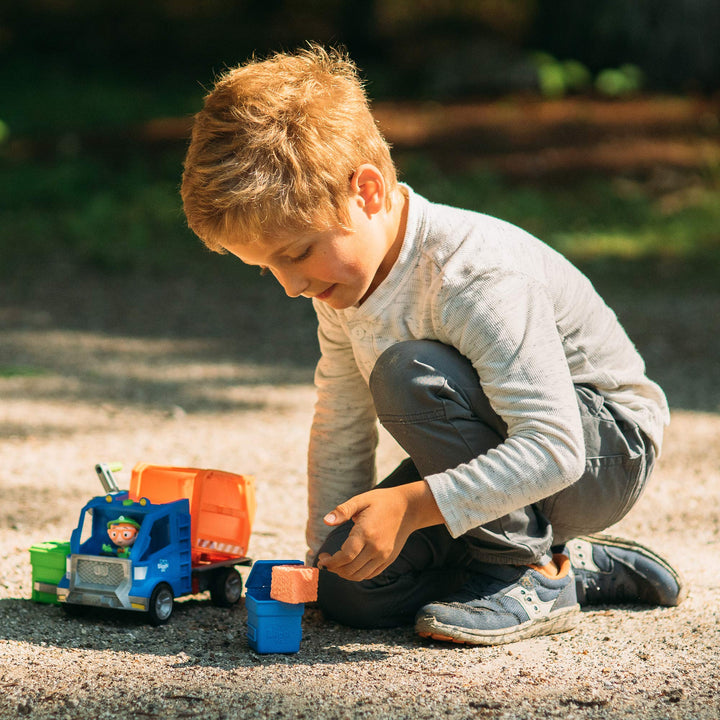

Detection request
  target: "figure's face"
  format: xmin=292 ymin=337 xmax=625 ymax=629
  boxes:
xmin=108 ymin=523 xmax=138 ymax=547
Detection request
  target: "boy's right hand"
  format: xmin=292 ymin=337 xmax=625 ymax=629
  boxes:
xmin=316 ymin=481 xmax=443 ymax=582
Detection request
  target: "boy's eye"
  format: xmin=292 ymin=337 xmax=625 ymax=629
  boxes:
xmin=290 ymin=246 xmax=312 ymax=263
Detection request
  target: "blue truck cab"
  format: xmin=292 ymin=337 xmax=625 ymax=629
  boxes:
xmin=56 ymin=491 xmax=194 ymax=624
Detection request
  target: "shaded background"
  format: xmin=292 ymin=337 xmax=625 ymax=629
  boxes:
xmin=2 ymin=0 xmax=719 ymax=270
xmin=5 ymin=0 xmax=720 ymax=99
xmin=1 ymin=0 xmax=719 ymax=411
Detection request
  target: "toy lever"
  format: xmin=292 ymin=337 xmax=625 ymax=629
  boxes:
xmin=95 ymin=463 xmax=122 ymax=493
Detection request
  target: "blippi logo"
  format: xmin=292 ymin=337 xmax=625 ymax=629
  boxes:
xmin=157 ymin=559 xmax=169 ymax=573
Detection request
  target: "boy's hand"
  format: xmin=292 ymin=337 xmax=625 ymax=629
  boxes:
xmin=316 ymin=481 xmax=443 ymax=582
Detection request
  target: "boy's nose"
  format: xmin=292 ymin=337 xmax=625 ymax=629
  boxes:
xmin=274 ymin=267 xmax=308 ymax=298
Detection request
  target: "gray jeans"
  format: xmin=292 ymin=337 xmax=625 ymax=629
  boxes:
xmin=316 ymin=340 xmax=655 ymax=628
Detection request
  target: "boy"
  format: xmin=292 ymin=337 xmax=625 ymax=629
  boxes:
xmin=181 ymin=45 xmax=685 ymax=646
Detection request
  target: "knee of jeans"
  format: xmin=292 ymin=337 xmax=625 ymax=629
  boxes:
xmin=316 ymin=569 xmax=389 ymax=629
xmin=370 ymin=340 xmax=468 ymax=417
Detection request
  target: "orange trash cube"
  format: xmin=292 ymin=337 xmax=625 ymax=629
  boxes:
xmin=270 ymin=565 xmax=319 ymax=604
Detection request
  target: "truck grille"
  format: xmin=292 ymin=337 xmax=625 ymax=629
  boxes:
xmin=76 ymin=558 xmax=126 ymax=587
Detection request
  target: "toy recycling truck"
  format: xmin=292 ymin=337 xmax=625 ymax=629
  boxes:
xmin=56 ymin=463 xmax=255 ymax=625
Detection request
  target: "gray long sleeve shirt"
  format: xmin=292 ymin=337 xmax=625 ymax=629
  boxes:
xmin=306 ymin=186 xmax=669 ymax=557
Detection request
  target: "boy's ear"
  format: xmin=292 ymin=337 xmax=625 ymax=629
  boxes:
xmin=351 ymin=164 xmax=385 ymax=217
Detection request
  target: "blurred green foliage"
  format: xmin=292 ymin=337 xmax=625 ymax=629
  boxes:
xmin=2 ymin=0 xmax=718 ymax=101
xmin=534 ymin=54 xmax=644 ymax=99
xmin=0 ymin=60 xmax=199 ymax=137
xmin=0 ymin=150 xmax=201 ymax=276
xmin=401 ymin=156 xmax=720 ymax=292
xmin=534 ymin=54 xmax=592 ymax=98
xmin=0 ymin=365 xmax=47 ymax=378
xmin=530 ymin=0 xmax=720 ymax=94
xmin=594 ymin=65 xmax=645 ymax=98
xmin=1 ymin=1 xmax=718 ymax=291
xmin=2 ymin=139 xmax=718 ymax=293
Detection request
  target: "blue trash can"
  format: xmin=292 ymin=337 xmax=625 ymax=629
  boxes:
xmin=245 ymin=560 xmax=305 ymax=654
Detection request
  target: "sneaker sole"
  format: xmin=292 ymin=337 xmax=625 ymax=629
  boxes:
xmin=415 ymin=604 xmax=580 ymax=647
xmin=579 ymin=534 xmax=688 ymax=606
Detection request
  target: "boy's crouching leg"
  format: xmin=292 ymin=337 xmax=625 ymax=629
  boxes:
xmin=544 ymin=385 xmax=686 ymax=608
xmin=317 ymin=563 xmax=471 ymax=629
xmin=317 ymin=567 xmax=398 ymax=629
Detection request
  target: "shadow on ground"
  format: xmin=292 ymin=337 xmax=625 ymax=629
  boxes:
xmin=0 ymin=266 xmax=319 ymax=420
xmin=0 ymin=598 xmax=397 ymax=668
xmin=1 ymin=260 xmax=718 ymax=417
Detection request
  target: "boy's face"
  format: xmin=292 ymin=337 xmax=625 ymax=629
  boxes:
xmin=224 ymin=182 xmax=405 ymax=310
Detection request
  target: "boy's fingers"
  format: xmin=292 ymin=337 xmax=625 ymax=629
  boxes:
xmin=328 ymin=535 xmax=364 ymax=567
xmin=323 ymin=497 xmax=364 ymax=525
xmin=319 ymin=547 xmax=383 ymax=581
xmin=323 ymin=511 xmax=341 ymax=525
xmin=317 ymin=533 xmax=398 ymax=581
xmin=317 ymin=531 xmax=368 ymax=572
xmin=316 ymin=552 xmax=333 ymax=568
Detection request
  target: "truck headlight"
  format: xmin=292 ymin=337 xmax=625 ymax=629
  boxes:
xmin=133 ymin=566 xmax=148 ymax=581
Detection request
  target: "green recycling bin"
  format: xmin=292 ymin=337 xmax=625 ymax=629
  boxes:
xmin=30 ymin=541 xmax=71 ymax=604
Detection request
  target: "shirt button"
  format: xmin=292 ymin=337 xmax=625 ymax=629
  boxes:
xmin=351 ymin=327 xmax=366 ymax=339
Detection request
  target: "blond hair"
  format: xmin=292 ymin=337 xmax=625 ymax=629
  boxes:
xmin=181 ymin=45 xmax=398 ymax=252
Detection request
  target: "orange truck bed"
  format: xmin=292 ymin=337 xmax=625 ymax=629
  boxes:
xmin=129 ymin=463 xmax=256 ymax=565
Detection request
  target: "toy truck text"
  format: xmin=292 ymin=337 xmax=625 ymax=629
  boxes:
xmin=56 ymin=464 xmax=255 ymax=624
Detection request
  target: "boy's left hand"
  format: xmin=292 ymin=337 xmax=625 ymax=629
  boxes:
xmin=316 ymin=481 xmax=443 ymax=582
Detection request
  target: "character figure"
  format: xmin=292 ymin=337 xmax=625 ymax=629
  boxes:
xmin=102 ymin=516 xmax=140 ymax=558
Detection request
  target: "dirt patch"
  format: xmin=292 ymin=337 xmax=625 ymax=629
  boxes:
xmin=1 ymin=268 xmax=719 ymax=719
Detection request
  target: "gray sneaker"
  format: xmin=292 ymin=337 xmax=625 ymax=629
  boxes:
xmin=415 ymin=555 xmax=580 ymax=646
xmin=566 ymin=535 xmax=687 ymax=607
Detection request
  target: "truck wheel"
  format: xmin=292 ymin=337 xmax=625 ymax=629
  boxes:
xmin=148 ymin=583 xmax=174 ymax=625
xmin=210 ymin=567 xmax=243 ymax=607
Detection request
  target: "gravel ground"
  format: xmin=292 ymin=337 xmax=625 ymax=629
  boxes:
xmin=1 ymin=270 xmax=719 ymax=720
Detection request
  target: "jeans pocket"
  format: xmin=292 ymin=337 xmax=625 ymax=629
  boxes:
xmin=541 ymin=450 xmax=648 ymax=537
